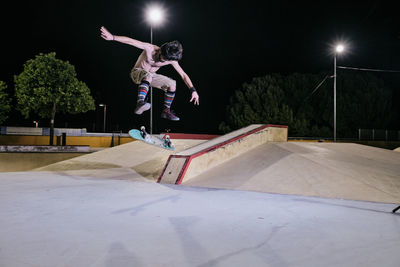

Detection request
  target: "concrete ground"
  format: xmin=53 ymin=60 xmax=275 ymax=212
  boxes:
xmin=0 ymin=139 xmax=399 ymax=266
xmin=0 ymin=171 xmax=399 ymax=267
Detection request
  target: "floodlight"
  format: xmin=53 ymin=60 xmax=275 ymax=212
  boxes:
xmin=146 ymin=5 xmax=164 ymax=26
xmin=336 ymin=44 xmax=344 ymax=53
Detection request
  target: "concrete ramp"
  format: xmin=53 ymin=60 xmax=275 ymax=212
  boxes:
xmin=158 ymin=124 xmax=288 ymax=184
xmin=35 ymin=139 xmax=205 ymax=180
xmin=183 ymin=142 xmax=400 ymax=203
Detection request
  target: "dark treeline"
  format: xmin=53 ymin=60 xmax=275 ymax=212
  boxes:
xmin=219 ymin=71 xmax=400 ymax=138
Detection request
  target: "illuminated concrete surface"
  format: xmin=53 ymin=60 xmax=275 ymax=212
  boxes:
xmin=0 ymin=171 xmax=399 ymax=267
xmin=184 ymin=142 xmax=400 ymax=203
xmin=1 ymin=133 xmax=400 ymax=266
xmin=159 ymin=124 xmax=288 ymax=184
xmin=0 ymin=153 xmax=84 ymax=172
xmin=34 ymin=138 xmax=206 ymax=180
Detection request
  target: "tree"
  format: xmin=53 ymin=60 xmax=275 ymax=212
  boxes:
xmin=14 ymin=52 xmax=95 ymax=144
xmin=219 ymin=74 xmax=294 ymax=133
xmin=335 ymin=72 xmax=394 ymax=137
xmin=220 ymin=71 xmax=396 ymax=138
xmin=0 ymin=81 xmax=11 ymax=125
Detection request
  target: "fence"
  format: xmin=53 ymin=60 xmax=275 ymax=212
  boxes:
xmin=0 ymin=126 xmax=87 ymax=136
xmin=358 ymin=129 xmax=400 ymax=141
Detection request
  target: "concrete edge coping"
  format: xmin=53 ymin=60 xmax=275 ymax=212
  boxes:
xmin=0 ymin=145 xmax=90 ymax=153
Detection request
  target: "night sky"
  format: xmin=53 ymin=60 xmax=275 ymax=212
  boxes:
xmin=2 ymin=0 xmax=399 ymax=134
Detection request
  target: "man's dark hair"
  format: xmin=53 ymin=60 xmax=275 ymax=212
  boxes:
xmin=160 ymin=40 xmax=183 ymax=61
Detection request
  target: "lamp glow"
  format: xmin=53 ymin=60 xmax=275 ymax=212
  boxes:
xmin=146 ymin=6 xmax=164 ymax=26
xmin=336 ymin=44 xmax=344 ymax=53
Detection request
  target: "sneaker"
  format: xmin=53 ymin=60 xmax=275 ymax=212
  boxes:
xmin=161 ymin=108 xmax=180 ymax=121
xmin=134 ymin=101 xmax=151 ymax=115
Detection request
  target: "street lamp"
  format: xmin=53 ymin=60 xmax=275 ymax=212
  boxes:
xmin=146 ymin=5 xmax=165 ymax=43
xmin=146 ymin=4 xmax=165 ymax=135
xmin=99 ymin=104 xmax=107 ymax=133
xmin=333 ymin=44 xmax=344 ymax=142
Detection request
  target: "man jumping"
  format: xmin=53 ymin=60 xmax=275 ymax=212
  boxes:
xmin=100 ymin=26 xmax=199 ymax=121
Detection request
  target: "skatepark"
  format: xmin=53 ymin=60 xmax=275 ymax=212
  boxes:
xmin=1 ymin=124 xmax=400 ymax=267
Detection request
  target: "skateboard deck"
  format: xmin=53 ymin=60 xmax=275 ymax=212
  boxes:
xmin=128 ymin=127 xmax=174 ymax=151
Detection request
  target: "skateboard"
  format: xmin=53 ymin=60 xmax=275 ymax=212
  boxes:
xmin=128 ymin=126 xmax=174 ymax=151
xmin=393 ymin=205 xmax=400 ymax=213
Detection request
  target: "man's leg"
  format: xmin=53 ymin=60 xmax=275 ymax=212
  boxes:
xmin=163 ymin=88 xmax=176 ymax=110
xmin=151 ymin=74 xmax=180 ymax=121
xmin=131 ymin=69 xmax=152 ymax=115
xmin=134 ymin=80 xmax=152 ymax=114
xmin=161 ymin=87 xmax=180 ymax=121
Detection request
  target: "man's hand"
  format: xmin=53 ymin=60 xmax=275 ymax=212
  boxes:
xmin=100 ymin=26 xmax=114 ymax=41
xmin=190 ymin=91 xmax=199 ymax=105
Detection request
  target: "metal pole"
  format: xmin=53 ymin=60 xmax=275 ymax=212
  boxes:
xmin=150 ymin=26 xmax=153 ymax=135
xmin=103 ymin=105 xmax=107 ymax=133
xmin=150 ymin=26 xmax=153 ymax=44
xmin=333 ymin=54 xmax=337 ymax=142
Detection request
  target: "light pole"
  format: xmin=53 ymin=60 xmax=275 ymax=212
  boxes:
xmin=333 ymin=44 xmax=344 ymax=142
xmin=146 ymin=4 xmax=165 ymax=135
xmin=146 ymin=5 xmax=164 ymax=43
xmin=99 ymin=104 xmax=107 ymax=132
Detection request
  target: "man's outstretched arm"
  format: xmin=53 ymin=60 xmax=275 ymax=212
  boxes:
xmin=171 ymin=62 xmax=200 ymax=105
xmin=100 ymin=26 xmax=151 ymax=50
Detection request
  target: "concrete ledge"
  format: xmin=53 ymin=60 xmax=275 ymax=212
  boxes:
xmin=0 ymin=145 xmax=90 ymax=153
xmin=5 ymin=127 xmax=43 ymax=136
xmin=158 ymin=124 xmax=288 ymax=184
xmin=0 ymin=135 xmax=133 ymax=148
